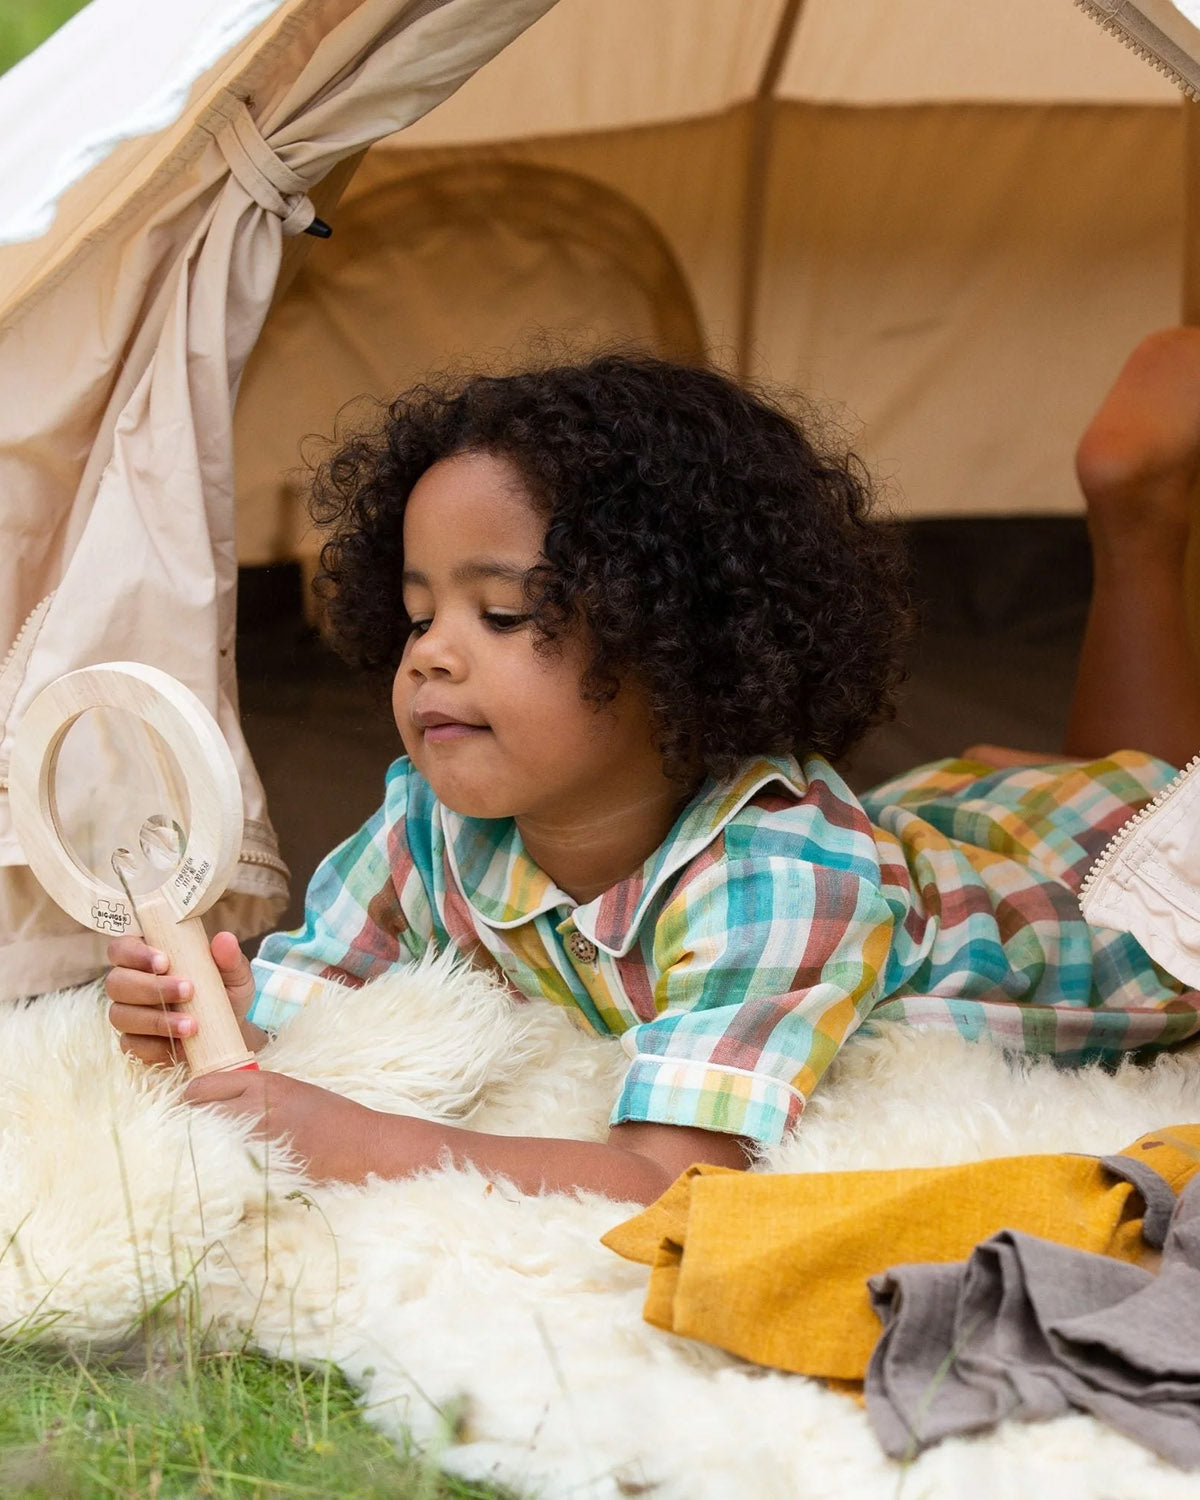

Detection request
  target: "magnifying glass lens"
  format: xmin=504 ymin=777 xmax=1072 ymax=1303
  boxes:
xmin=139 ymin=814 xmax=185 ymax=871
xmin=51 ymin=706 xmax=192 ymax=898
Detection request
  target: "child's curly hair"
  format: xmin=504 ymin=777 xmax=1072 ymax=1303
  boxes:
xmin=310 ymin=354 xmax=912 ymax=782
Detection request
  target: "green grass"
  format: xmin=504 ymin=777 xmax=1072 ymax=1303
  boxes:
xmin=0 ymin=0 xmax=91 ymax=76
xmin=0 ymin=1335 xmax=507 ymax=1499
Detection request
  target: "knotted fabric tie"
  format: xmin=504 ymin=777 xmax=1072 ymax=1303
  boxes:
xmin=210 ymin=98 xmax=316 ymax=237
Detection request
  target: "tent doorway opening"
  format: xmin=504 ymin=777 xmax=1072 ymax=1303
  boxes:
xmin=233 ymin=156 xmax=707 ymax=604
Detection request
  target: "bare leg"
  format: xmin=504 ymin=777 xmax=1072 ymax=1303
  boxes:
xmin=1062 ymin=328 xmax=1200 ymax=767
xmin=960 ymin=744 xmax=1069 ymax=769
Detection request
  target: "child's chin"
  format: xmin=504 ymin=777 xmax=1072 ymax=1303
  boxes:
xmin=426 ymin=779 xmax=516 ymax=821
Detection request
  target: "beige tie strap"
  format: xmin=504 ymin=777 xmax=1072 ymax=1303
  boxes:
xmin=209 ymin=95 xmax=318 ymax=237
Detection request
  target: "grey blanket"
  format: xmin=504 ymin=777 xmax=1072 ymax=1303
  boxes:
xmin=865 ymin=1160 xmax=1200 ymax=1468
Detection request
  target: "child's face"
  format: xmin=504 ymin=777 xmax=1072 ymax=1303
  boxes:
xmin=393 ymin=451 xmax=664 ymax=826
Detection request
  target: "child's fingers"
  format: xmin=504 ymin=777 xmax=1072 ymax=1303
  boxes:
xmin=107 ymin=999 xmax=196 ymax=1043
xmin=104 ymin=964 xmax=193 ymax=1011
xmin=208 ymin=930 xmax=255 ymax=1014
xmin=106 ymin=936 xmax=169 ymax=973
xmin=117 ymin=1032 xmax=183 ymax=1068
xmin=184 ymin=1069 xmax=260 ymax=1105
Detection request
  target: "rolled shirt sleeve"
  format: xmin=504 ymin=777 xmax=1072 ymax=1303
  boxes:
xmin=610 ymin=856 xmax=896 ymax=1145
xmin=248 ymin=760 xmax=435 ymax=1032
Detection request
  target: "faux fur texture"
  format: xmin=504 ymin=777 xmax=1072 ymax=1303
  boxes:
xmin=3 ymin=954 xmax=1200 ymax=1499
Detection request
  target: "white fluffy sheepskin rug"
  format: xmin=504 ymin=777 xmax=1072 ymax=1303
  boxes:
xmin=5 ymin=954 xmax=1200 ymax=1499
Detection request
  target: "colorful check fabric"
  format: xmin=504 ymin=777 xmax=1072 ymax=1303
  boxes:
xmin=249 ymin=750 xmax=1200 ymax=1146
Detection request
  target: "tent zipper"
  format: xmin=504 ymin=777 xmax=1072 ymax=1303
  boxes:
xmin=0 ymin=592 xmax=56 ymax=791
xmin=1073 ymin=0 xmax=1200 ymax=100
xmin=1078 ymin=751 xmax=1200 ymax=901
xmin=0 ymin=595 xmax=53 ymax=690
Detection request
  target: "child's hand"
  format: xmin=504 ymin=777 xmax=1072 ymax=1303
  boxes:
xmin=185 ymin=1069 xmax=377 ymax=1183
xmin=105 ymin=929 xmax=259 ymax=1066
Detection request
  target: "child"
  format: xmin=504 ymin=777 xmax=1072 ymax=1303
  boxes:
xmin=106 ymin=332 xmax=1200 ymax=1204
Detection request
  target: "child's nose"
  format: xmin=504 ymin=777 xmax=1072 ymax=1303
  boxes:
xmin=407 ymin=622 xmax=466 ymax=680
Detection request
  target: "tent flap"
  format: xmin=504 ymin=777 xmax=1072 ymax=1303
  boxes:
xmin=0 ymin=0 xmax=557 ymax=999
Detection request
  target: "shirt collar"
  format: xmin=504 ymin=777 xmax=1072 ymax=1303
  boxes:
xmin=440 ymin=755 xmax=807 ymax=957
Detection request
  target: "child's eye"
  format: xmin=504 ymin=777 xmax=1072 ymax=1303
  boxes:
xmin=484 ymin=613 xmax=531 ymax=633
xmin=408 ymin=619 xmax=432 ymax=637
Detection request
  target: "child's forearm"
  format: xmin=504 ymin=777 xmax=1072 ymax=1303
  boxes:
xmin=363 ymin=1115 xmax=673 ymax=1202
xmin=184 ymin=1068 xmax=749 ymax=1201
xmin=362 ymin=1112 xmax=750 ymax=1203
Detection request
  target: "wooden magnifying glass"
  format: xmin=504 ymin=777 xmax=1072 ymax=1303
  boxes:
xmin=9 ymin=662 xmax=258 ymax=1075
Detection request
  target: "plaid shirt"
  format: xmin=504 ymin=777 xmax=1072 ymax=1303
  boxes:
xmin=250 ymin=751 xmax=1200 ymax=1146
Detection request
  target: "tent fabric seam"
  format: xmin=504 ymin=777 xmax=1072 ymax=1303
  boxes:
xmin=739 ymin=0 xmax=807 ymax=375
xmin=375 ymin=93 xmax=1178 ymax=173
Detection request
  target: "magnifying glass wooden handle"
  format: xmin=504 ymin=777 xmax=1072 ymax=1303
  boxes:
xmin=134 ymin=890 xmax=258 ymax=1076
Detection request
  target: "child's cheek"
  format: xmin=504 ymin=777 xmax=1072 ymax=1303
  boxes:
xmin=391 ymin=676 xmax=419 ymax=758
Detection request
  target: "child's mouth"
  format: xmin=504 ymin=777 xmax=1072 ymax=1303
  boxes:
xmin=413 ymin=709 xmax=488 ymax=744
xmin=423 ymin=721 xmax=487 ymax=744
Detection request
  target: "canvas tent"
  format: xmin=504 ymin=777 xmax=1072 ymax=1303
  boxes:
xmin=233 ymin=0 xmax=1200 ymax=580
xmin=0 ymin=0 xmax=1197 ymax=998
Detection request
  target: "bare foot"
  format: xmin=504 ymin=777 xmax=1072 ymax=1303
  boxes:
xmin=1075 ymin=327 xmax=1200 ymax=552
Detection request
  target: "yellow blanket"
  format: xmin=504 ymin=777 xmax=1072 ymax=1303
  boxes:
xmin=602 ymin=1126 xmax=1200 ymax=1381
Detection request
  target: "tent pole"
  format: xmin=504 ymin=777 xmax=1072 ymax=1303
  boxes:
xmin=1185 ymin=101 xmax=1200 ymax=324
xmin=736 ymin=0 xmax=805 ymax=381
xmin=1184 ymin=100 xmax=1200 ymax=651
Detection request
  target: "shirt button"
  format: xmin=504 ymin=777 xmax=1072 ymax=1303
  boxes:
xmin=566 ymin=931 xmax=598 ymax=965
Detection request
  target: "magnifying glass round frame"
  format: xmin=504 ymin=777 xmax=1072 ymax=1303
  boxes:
xmin=9 ymin=662 xmax=243 ymax=935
